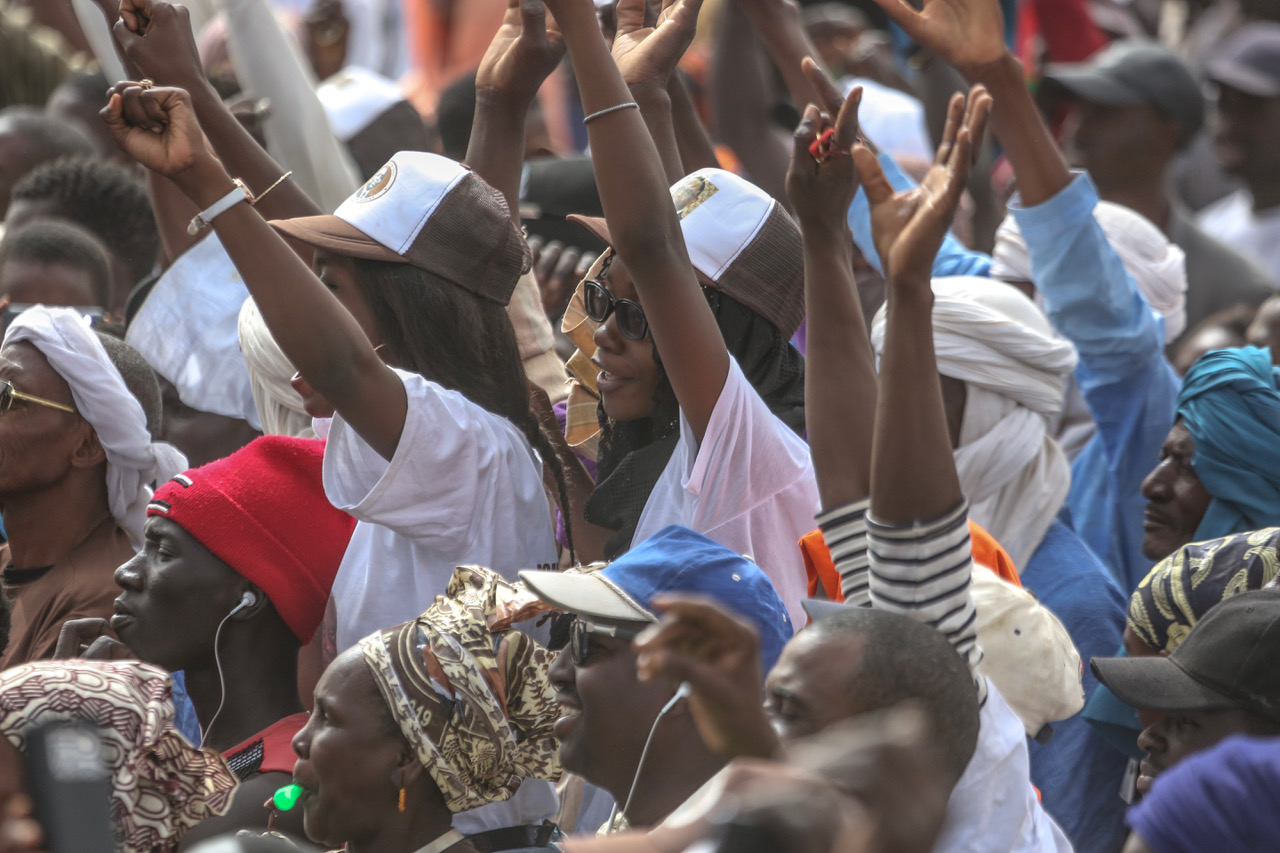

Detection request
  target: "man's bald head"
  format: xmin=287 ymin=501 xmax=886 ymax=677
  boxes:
xmin=765 ymin=609 xmax=980 ymax=785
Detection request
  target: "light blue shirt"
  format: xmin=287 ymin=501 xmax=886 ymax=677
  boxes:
xmin=1021 ymin=520 xmax=1129 ymax=853
xmin=848 ymin=164 xmax=1178 ymax=593
xmin=1011 ymin=174 xmax=1179 ymax=594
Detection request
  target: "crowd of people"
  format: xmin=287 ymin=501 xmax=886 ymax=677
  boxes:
xmin=0 ymin=0 xmax=1279 ymax=850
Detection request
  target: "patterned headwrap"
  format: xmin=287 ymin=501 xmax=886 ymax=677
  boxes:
xmin=1128 ymin=527 xmax=1280 ymax=653
xmin=1177 ymin=347 xmax=1280 ymax=540
xmin=359 ymin=566 xmax=562 ymax=813
xmin=0 ymin=661 xmax=237 ymax=853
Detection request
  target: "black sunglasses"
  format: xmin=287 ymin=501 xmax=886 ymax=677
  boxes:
xmin=583 ymin=279 xmax=649 ymax=341
xmin=567 ymin=617 xmax=645 ymax=665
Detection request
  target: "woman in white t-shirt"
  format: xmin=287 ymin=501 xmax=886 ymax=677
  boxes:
xmin=98 ymin=80 xmax=568 ymax=653
xmin=266 ymin=152 xmax=571 ymax=653
xmin=548 ymin=0 xmax=818 ymax=627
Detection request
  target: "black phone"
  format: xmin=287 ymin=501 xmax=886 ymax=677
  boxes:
xmin=23 ymin=721 xmax=114 ymax=853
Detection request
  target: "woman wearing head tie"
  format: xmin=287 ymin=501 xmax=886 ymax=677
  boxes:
xmin=288 ymin=567 xmax=562 ymax=853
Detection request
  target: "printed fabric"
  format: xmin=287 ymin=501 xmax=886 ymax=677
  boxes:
xmin=0 ymin=660 xmax=237 ymax=852
xmin=359 ymin=565 xmax=562 ymax=813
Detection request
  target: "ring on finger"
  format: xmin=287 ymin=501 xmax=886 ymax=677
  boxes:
xmin=139 ymin=78 xmax=155 ymax=90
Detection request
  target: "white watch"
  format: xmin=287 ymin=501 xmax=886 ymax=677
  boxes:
xmin=187 ymin=179 xmax=253 ymax=235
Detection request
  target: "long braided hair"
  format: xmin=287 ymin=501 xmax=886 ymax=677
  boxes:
xmin=352 ymin=257 xmax=574 ymax=560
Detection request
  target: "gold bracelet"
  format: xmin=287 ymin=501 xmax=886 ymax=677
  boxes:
xmin=250 ymin=171 xmax=293 ymax=206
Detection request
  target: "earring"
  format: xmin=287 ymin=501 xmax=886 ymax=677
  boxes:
xmin=398 ymin=787 xmax=406 ymax=813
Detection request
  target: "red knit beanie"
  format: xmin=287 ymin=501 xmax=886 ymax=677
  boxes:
xmin=147 ymin=436 xmax=356 ymax=642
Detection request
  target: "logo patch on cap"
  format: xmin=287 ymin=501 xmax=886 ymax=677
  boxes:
xmin=671 ymin=175 xmax=718 ymax=220
xmin=354 ymin=161 xmax=398 ymax=203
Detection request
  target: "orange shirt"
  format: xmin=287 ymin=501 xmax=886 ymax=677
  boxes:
xmin=801 ymin=520 xmax=1020 ymax=604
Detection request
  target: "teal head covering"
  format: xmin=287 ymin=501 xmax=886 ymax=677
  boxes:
xmin=1177 ymin=347 xmax=1280 ymax=539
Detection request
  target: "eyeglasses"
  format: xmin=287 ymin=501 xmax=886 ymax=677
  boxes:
xmin=0 ymin=379 xmax=76 ymax=415
xmin=568 ymin=617 xmax=645 ymax=666
xmin=583 ymin=279 xmax=649 ymax=341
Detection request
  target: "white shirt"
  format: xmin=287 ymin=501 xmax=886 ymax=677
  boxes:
xmin=939 ymin=679 xmax=1075 ymax=853
xmin=632 ymin=357 xmax=818 ymax=628
xmin=323 ymin=369 xmax=558 ymax=651
xmin=1198 ymin=189 xmax=1280 ymax=287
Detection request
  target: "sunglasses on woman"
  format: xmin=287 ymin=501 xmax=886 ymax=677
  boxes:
xmin=0 ymin=379 xmax=76 ymax=415
xmin=583 ymin=279 xmax=649 ymax=341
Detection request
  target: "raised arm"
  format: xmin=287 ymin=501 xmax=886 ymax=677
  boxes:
xmin=734 ymin=0 xmax=827 ymax=115
xmin=860 ymin=88 xmax=990 ymax=682
xmin=709 ymin=1 xmax=791 ymax=204
xmin=546 ymin=0 xmax=728 ymax=441
xmin=870 ymin=0 xmax=1067 ymax=207
xmin=873 ymin=0 xmax=1167 ymax=374
xmin=467 ymin=0 xmax=566 ymax=222
xmin=102 ymin=86 xmax=407 ymax=460
xmin=612 ymin=0 xmax=693 ymax=185
xmin=786 ymin=73 xmax=876 ymax=510
xmin=864 ymin=90 xmax=986 ymax=524
xmin=667 ymin=73 xmax=721 ymax=176
xmin=115 ymin=0 xmax=322 ymax=222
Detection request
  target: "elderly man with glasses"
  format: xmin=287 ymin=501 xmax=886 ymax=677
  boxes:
xmin=0 ymin=306 xmax=185 ymax=667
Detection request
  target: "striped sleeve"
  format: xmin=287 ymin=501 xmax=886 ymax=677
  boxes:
xmin=866 ymin=502 xmax=986 ymax=704
xmin=817 ymin=499 xmax=871 ymax=607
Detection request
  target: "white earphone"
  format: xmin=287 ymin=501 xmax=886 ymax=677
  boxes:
xmin=201 ymin=590 xmax=259 ymax=749
xmin=229 ymin=591 xmax=257 ymax=616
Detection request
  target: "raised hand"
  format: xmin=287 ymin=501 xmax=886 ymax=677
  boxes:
xmin=611 ymin=0 xmax=704 ymax=92
xmin=100 ymin=83 xmax=216 ymax=182
xmin=785 ymin=68 xmax=862 ymax=230
xmin=114 ymin=0 xmax=207 ymax=91
xmin=853 ymin=85 xmax=990 ymax=287
xmin=634 ymin=594 xmax=782 ymax=760
xmin=475 ymin=0 xmax=566 ymax=107
xmin=870 ymin=0 xmax=1005 ymax=74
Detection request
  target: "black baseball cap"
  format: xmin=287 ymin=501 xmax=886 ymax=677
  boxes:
xmin=1207 ymin=22 xmax=1280 ymax=98
xmin=1043 ymin=39 xmax=1204 ymax=138
xmin=1092 ymin=590 xmax=1280 ymax=724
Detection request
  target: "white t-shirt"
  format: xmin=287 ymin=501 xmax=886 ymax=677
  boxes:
xmin=938 ymin=679 xmax=1074 ymax=853
xmin=632 ymin=357 xmax=818 ymax=627
xmin=1198 ymin=189 xmax=1280 ymax=287
xmin=323 ymin=369 xmax=558 ymax=651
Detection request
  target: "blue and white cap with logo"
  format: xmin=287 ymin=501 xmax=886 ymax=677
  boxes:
xmin=520 ymin=525 xmax=793 ymax=672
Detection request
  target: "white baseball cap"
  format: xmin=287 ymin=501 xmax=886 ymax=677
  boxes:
xmin=317 ymin=66 xmax=408 ymax=143
xmin=271 ymin=151 xmax=529 ymax=305
xmin=569 ymin=169 xmax=805 ymax=337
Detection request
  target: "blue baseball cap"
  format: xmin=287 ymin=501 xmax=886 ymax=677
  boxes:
xmin=520 ymin=525 xmax=792 ymax=672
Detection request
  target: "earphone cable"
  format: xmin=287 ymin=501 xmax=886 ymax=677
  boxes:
xmin=199 ymin=609 xmax=235 ymax=750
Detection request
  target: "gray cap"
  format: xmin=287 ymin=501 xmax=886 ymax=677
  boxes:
xmin=1207 ymin=22 xmax=1280 ymax=98
xmin=1043 ymin=39 xmax=1204 ymax=138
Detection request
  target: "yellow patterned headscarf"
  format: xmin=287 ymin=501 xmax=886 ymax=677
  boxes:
xmin=359 ymin=566 xmax=562 ymax=813
xmin=1128 ymin=527 xmax=1280 ymax=653
xmin=560 ymin=250 xmax=612 ymax=463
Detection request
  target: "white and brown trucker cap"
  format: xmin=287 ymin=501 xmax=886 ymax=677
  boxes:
xmin=271 ymin=151 xmax=530 ymax=306
xmin=569 ymin=168 xmax=805 ymax=337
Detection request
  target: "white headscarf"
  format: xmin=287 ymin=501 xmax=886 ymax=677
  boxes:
xmin=236 ymin=298 xmax=315 ymax=439
xmin=991 ymin=203 xmax=1188 ymax=343
xmin=4 ymin=307 xmax=188 ymax=549
xmin=870 ymin=278 xmax=1079 ymax=568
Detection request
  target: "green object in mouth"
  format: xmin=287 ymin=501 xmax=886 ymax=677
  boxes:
xmin=273 ymin=784 xmax=304 ymax=812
